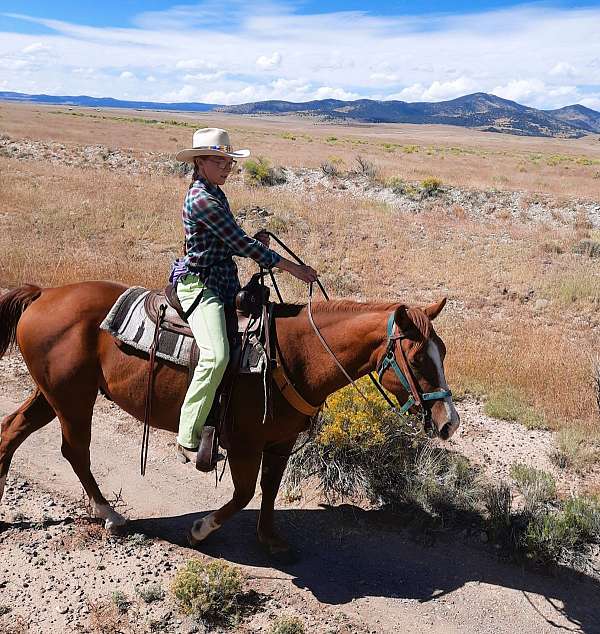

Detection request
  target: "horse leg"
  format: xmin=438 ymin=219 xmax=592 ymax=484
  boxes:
xmin=0 ymin=390 xmax=57 ymax=504
xmin=35 ymin=370 xmax=127 ymax=532
xmin=188 ymin=448 xmax=263 ymax=545
xmin=257 ymin=438 xmax=296 ymax=556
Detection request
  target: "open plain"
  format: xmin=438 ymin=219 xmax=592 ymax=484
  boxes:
xmin=1 ymin=101 xmax=600 ymax=632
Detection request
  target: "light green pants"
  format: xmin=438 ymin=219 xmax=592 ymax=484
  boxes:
xmin=176 ymin=274 xmax=229 ymax=449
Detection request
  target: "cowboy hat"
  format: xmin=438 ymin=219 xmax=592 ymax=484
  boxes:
xmin=175 ymin=128 xmax=250 ymax=163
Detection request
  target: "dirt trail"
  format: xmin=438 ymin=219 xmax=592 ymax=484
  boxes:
xmin=1 ymin=358 xmax=599 ymax=633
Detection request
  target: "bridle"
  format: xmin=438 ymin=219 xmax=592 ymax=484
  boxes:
xmin=375 ymin=311 xmax=452 ymax=420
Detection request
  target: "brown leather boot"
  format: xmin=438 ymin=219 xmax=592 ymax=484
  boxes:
xmin=176 ymin=443 xmax=198 ymax=464
xmin=195 ymin=426 xmax=217 ymax=472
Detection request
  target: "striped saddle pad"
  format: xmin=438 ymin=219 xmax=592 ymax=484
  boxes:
xmin=100 ymin=287 xmax=195 ymax=367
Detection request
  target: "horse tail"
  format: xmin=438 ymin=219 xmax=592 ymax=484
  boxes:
xmin=0 ymin=285 xmax=42 ymax=359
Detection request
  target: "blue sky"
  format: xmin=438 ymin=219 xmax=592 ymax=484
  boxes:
xmin=1 ymin=1 xmax=600 ymax=109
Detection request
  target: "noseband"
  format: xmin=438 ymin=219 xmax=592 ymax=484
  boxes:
xmin=375 ymin=312 xmax=452 ymax=417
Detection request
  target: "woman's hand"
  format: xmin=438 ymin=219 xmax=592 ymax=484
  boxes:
xmin=254 ymin=230 xmax=270 ymax=247
xmin=276 ymin=258 xmax=319 ymax=283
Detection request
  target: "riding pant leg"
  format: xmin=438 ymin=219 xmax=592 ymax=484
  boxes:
xmin=176 ymin=274 xmax=229 ymax=449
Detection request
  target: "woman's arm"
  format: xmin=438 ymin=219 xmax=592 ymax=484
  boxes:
xmin=186 ymin=193 xmax=280 ymax=269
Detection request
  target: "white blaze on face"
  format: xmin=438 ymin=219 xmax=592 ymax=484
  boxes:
xmin=427 ymin=340 xmax=460 ymax=432
xmin=0 ymin=475 xmax=6 ymax=503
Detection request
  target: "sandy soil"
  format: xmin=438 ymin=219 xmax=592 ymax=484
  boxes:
xmin=1 ymin=352 xmax=599 ymax=634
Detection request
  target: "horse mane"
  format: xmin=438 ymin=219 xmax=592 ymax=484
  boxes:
xmin=273 ymin=299 xmax=433 ymax=350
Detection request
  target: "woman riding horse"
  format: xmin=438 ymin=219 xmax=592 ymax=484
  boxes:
xmin=170 ymin=128 xmax=318 ymax=470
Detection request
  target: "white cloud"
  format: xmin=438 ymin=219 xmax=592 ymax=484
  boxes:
xmin=387 ymin=77 xmax=479 ymax=102
xmin=183 ymin=71 xmax=226 ymax=82
xmin=119 ymin=71 xmax=135 ymax=80
xmin=175 ymin=59 xmax=216 ymax=71
xmin=256 ymin=51 xmax=281 ymax=70
xmin=22 ymin=42 xmax=51 ymax=55
xmin=492 ymin=79 xmax=546 ymax=103
xmin=370 ymin=72 xmax=399 ymax=82
xmin=146 ymin=75 xmax=157 ymax=82
xmin=314 ymin=86 xmax=362 ymax=100
xmin=1 ymin=5 xmax=599 ymax=108
xmin=550 ymin=62 xmax=577 ymax=77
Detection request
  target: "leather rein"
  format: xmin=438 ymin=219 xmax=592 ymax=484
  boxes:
xmin=264 ymin=233 xmax=451 ymax=431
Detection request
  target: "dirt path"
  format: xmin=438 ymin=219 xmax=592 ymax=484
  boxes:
xmin=1 ymin=357 xmax=599 ymax=633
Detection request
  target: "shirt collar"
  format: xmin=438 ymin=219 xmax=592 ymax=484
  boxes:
xmin=194 ymin=176 xmax=221 ymax=197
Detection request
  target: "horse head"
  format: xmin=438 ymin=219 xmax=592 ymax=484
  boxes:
xmin=376 ymin=297 xmax=460 ymax=439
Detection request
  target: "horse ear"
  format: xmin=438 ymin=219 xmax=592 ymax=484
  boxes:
xmin=394 ymin=305 xmax=413 ymax=332
xmin=423 ymin=297 xmax=447 ymax=321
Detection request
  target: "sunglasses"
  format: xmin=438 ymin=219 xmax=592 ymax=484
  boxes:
xmin=205 ymin=157 xmax=237 ymax=170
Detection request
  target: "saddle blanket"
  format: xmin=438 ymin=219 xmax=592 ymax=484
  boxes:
xmin=100 ymin=287 xmax=194 ymax=367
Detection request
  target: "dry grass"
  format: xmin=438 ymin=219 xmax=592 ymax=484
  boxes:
xmin=3 ymin=102 xmax=600 ymax=198
xmin=1 ymin=101 xmax=600 ymax=441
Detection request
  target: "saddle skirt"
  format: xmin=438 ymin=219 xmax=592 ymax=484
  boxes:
xmin=100 ymin=286 xmax=266 ymax=373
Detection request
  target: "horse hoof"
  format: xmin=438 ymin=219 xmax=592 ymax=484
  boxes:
xmin=259 ymin=540 xmax=298 ymax=564
xmin=106 ymin=521 xmax=128 ymax=536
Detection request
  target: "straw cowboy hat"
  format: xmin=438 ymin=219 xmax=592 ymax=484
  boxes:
xmin=175 ymin=128 xmax=250 ymax=163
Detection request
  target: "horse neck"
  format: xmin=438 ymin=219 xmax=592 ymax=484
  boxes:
xmin=277 ymin=302 xmax=392 ymax=405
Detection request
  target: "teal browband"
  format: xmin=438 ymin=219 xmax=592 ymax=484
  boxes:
xmin=376 ymin=312 xmax=452 ymax=414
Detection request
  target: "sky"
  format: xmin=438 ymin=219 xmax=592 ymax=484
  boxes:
xmin=1 ymin=1 xmax=600 ymax=110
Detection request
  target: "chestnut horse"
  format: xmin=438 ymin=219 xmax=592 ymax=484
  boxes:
xmin=0 ymin=281 xmax=459 ymax=555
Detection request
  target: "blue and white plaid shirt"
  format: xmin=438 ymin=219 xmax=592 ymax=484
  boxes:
xmin=169 ymin=177 xmax=281 ymax=305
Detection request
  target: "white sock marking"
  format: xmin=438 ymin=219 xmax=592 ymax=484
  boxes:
xmin=0 ymin=475 xmax=6 ymax=503
xmin=191 ymin=513 xmax=221 ymax=542
xmin=92 ymin=501 xmax=127 ymax=530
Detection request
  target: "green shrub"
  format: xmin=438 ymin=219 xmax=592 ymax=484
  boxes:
xmin=171 ymin=558 xmax=244 ymax=626
xmin=510 ymin=463 xmax=556 ymax=514
xmin=136 ymin=583 xmax=164 ymax=604
xmin=280 ymin=132 xmax=296 ymax=140
xmin=269 ymin=615 xmax=306 ymax=634
xmin=353 ymin=155 xmax=378 ymax=179
xmin=325 ymin=136 xmax=338 ymax=143
xmin=483 ymin=388 xmax=547 ymax=429
xmin=484 ymin=481 xmax=513 ymax=539
xmin=111 ymin=590 xmax=131 ymax=614
xmin=522 ymin=496 xmax=600 ymax=566
xmin=321 ymin=161 xmax=341 ymax=178
xmin=572 ymin=239 xmax=600 ymax=258
xmin=243 ymin=157 xmax=286 ymax=186
xmin=551 ymin=429 xmax=599 ymax=472
xmin=420 ymin=177 xmax=443 ymax=197
xmin=403 ymin=144 xmax=419 ymax=153
xmin=386 ymin=176 xmax=406 ymax=194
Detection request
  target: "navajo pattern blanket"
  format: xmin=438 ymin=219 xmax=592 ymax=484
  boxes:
xmin=99 ymin=287 xmax=194 ymax=367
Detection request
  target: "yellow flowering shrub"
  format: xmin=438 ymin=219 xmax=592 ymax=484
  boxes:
xmin=318 ymin=378 xmax=398 ymax=449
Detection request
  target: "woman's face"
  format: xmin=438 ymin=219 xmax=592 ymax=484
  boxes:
xmin=196 ymin=156 xmax=236 ymax=186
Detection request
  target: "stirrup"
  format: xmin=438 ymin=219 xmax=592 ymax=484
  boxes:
xmin=196 ymin=426 xmax=217 ymax=472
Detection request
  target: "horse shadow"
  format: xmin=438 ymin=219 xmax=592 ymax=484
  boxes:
xmin=128 ymin=504 xmax=600 ymax=632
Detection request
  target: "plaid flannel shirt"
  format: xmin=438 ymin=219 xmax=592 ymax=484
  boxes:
xmin=169 ymin=177 xmax=281 ymax=305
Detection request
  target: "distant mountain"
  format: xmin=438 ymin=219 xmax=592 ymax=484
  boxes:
xmin=0 ymin=91 xmax=216 ymax=112
xmin=219 ymin=93 xmax=600 ymax=138
xmin=2 ymin=90 xmax=599 ymax=138
xmin=544 ymin=104 xmax=600 ymax=134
